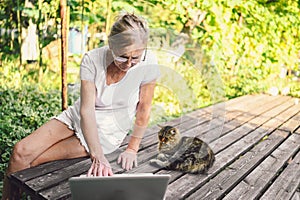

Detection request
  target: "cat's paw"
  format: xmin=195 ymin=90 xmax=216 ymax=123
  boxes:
xmin=157 ymin=153 xmax=168 ymax=161
xmin=149 ymin=159 xmax=167 ymax=168
xmin=149 ymin=159 xmax=159 ymax=166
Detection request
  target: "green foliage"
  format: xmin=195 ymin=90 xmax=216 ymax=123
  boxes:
xmin=0 ymin=59 xmax=79 ymax=198
xmin=188 ymin=0 xmax=300 ymax=98
xmin=0 ymin=86 xmax=61 ymax=182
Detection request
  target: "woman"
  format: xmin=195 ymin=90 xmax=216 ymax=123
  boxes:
xmin=2 ymin=12 xmax=160 ymax=199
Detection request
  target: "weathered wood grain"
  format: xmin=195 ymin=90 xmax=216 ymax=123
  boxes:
xmin=162 ymin=125 xmax=272 ymax=200
xmin=223 ymin=133 xmax=300 ymax=200
xmin=260 ymin=149 xmax=300 ymax=200
xmin=25 ymin=159 xmax=91 ymax=192
xmin=112 ymin=95 xmax=287 ymax=177
xmin=39 ymin=180 xmax=71 ymax=200
xmin=11 ymin=157 xmax=87 ymax=182
xmin=186 ymin=130 xmax=289 ymax=200
xmin=200 ymin=95 xmax=292 ymax=145
xmin=209 ymin=97 xmax=295 ymax=153
xmin=292 ymin=190 xmax=300 ymax=200
xmin=163 ymin=98 xmax=298 ymax=199
xmin=279 ymin=109 xmax=300 ymax=133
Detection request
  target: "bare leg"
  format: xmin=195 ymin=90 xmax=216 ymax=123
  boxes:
xmin=2 ymin=119 xmax=85 ymax=200
xmin=31 ymin=135 xmax=89 ymax=167
xmin=6 ymin=119 xmax=75 ymax=174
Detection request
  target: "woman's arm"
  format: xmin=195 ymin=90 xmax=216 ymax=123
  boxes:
xmin=117 ymin=80 xmax=157 ymax=170
xmin=80 ymin=80 xmax=113 ymax=176
xmin=129 ymin=80 xmax=157 ymax=150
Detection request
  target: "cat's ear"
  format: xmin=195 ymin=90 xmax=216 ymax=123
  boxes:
xmin=157 ymin=124 xmax=164 ymax=128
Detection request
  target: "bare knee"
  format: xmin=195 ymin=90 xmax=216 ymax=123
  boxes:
xmin=9 ymin=141 xmax=32 ymax=173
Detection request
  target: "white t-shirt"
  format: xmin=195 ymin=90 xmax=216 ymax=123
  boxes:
xmin=54 ymin=46 xmax=160 ymax=154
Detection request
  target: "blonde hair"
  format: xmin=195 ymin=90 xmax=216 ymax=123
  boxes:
xmin=108 ymin=13 xmax=149 ymax=54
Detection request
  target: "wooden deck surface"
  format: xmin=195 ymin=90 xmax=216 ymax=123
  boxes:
xmin=10 ymin=94 xmax=300 ymax=200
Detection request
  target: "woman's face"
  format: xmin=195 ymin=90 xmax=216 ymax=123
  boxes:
xmin=112 ymin=48 xmax=145 ymax=72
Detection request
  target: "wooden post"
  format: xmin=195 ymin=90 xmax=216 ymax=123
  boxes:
xmin=60 ymin=0 xmax=68 ymax=111
xmin=81 ymin=0 xmax=84 ymax=54
xmin=38 ymin=0 xmax=43 ymax=67
xmin=17 ymin=0 xmax=22 ymax=65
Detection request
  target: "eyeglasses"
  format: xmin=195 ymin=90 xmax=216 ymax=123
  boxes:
xmin=111 ymin=49 xmax=147 ymax=64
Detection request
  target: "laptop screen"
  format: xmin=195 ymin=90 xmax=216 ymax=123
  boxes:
xmin=69 ymin=173 xmax=171 ymax=200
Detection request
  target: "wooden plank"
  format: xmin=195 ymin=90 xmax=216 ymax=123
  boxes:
xmin=261 ymin=104 xmax=300 ymax=133
xmin=132 ymin=94 xmax=267 ymax=150
xmin=260 ymin=149 xmax=300 ymax=200
xmin=181 ymin=95 xmax=291 ymax=153
xmin=26 ymin=144 xmax=158 ymax=199
xmin=208 ymin=98 xmax=295 ymax=153
xmin=11 ymin=157 xmax=87 ymax=183
xmin=162 ymin=98 xmax=299 ymax=200
xmin=25 ymin=159 xmax=91 ymax=192
xmin=223 ymin=94 xmax=256 ymax=108
xmin=274 ymin=101 xmax=300 ymax=122
xmin=215 ymin=94 xmax=264 ymax=112
xmin=292 ymin=190 xmax=300 ymax=200
xmin=223 ymin=94 xmax=284 ymax=120
xmin=259 ymin=96 xmax=293 ymax=118
xmin=223 ymin=133 xmax=300 ymax=200
xmin=247 ymin=97 xmax=294 ymax=128
xmin=162 ymin=126 xmax=272 ymax=199
xmin=200 ymin=95 xmax=292 ymax=145
xmin=39 ymin=180 xmax=71 ymax=200
xmin=225 ymin=94 xmax=276 ymax=111
xmin=108 ymin=109 xmax=270 ymax=178
xmin=186 ymin=130 xmax=289 ymax=200
xmin=189 ymin=94 xmax=279 ymax=138
xmin=109 ymin=95 xmax=288 ymax=175
xmin=113 ymin=95 xmax=292 ymax=175
xmin=213 ymin=95 xmax=272 ymax=128
xmin=9 ymin=157 xmax=88 ymax=198
xmin=279 ymin=110 xmax=300 ymax=133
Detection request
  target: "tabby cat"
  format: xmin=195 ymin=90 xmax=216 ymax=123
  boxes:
xmin=150 ymin=125 xmax=215 ymax=174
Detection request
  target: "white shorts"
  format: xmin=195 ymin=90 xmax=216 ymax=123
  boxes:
xmin=52 ymin=101 xmax=131 ymax=154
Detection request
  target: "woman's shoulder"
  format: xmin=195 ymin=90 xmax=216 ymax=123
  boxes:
xmin=81 ymin=46 xmax=108 ymax=69
xmin=85 ymin=46 xmax=108 ymax=58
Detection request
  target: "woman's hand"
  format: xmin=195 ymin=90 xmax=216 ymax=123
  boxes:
xmin=117 ymin=148 xmax=138 ymax=171
xmin=87 ymin=154 xmax=113 ymax=177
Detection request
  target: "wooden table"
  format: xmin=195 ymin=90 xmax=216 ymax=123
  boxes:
xmin=10 ymin=94 xmax=300 ymax=199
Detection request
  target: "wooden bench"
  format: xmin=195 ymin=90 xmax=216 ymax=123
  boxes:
xmin=10 ymin=94 xmax=300 ymax=199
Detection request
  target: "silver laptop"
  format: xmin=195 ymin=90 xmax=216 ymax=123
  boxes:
xmin=69 ymin=173 xmax=171 ymax=200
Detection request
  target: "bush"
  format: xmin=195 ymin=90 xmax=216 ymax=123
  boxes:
xmin=0 ymin=86 xmax=62 ymax=195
